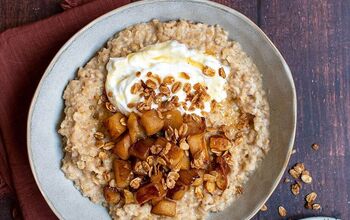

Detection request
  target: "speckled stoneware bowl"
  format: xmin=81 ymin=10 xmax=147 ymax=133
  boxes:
xmin=27 ymin=0 xmax=296 ymax=219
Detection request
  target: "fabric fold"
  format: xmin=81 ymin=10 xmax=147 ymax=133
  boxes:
xmin=0 ymin=0 xmax=130 ymax=219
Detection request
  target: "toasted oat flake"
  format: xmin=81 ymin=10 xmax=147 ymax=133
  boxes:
xmin=203 ymin=66 xmax=215 ymax=77
xmin=289 ymin=169 xmax=300 ymax=179
xmin=291 ymin=182 xmax=300 ymax=195
xmin=171 ymin=81 xmax=182 ymax=93
xmin=146 ymin=79 xmax=157 ymax=89
xmin=203 ymin=174 xmax=216 ymax=182
xmin=278 ymin=206 xmax=287 ymax=217
xmin=218 ymin=67 xmax=226 ymax=78
xmin=95 ymin=140 xmax=104 ymax=148
xmin=311 ymin=143 xmax=319 ymax=151
xmin=151 ymin=145 xmax=163 ymax=155
xmin=163 ymin=76 xmax=175 ymax=85
xmin=235 ymin=186 xmax=243 ymax=195
xmin=94 ymin=132 xmax=104 ymax=140
xmin=103 ymin=142 xmax=115 ymax=150
xmin=180 ymin=72 xmax=190 ymax=80
xmin=301 ymin=171 xmax=312 ymax=184
xmin=127 ymin=102 xmax=136 ymax=108
xmin=179 ymin=141 xmax=189 ymax=151
xmin=119 ymin=117 xmax=127 ymax=126
xmin=205 ymin=181 xmax=216 ymax=193
xmin=312 ymin=203 xmax=321 ymax=210
xmin=294 ymin=163 xmax=305 ymax=174
xmin=284 ymin=177 xmax=291 ymax=183
xmin=166 ymin=172 xmax=180 ymax=189
xmin=260 ymin=204 xmax=268 ymax=212
xmin=105 ymin=102 xmax=117 ymax=112
xmin=130 ymin=177 xmax=142 ymax=189
xmin=305 ymin=192 xmax=317 ymax=203
xmin=183 ymin=83 xmax=191 ymax=93
xmin=194 ymin=187 xmax=204 ymax=199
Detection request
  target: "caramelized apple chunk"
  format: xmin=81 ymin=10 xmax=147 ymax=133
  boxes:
xmin=179 ymin=154 xmax=190 ymax=170
xmin=151 ymin=199 xmax=176 ymax=217
xmin=188 ymin=133 xmax=210 ymax=168
xmin=129 ymin=138 xmax=154 ymax=160
xmin=209 ymin=135 xmax=232 ymax=152
xmin=183 ymin=114 xmax=205 ymax=135
xmin=216 ymin=173 xmax=228 ymax=190
xmin=163 ymin=110 xmax=183 ymax=129
xmin=154 ymin=137 xmax=168 ymax=148
xmin=113 ymin=159 xmax=132 ymax=188
xmin=164 ymin=144 xmax=185 ymax=169
xmin=178 ymin=169 xmax=200 ymax=186
xmin=135 ymin=183 xmax=161 ymax=204
xmin=127 ymin=112 xmax=146 ymax=144
xmin=113 ymin=134 xmax=131 ymax=160
xmin=140 ymin=110 xmax=164 ymax=135
xmin=167 ymin=184 xmax=188 ymax=200
xmin=103 ymin=187 xmax=120 ymax=204
xmin=105 ymin=112 xmax=127 ymax=139
xmin=187 ymin=133 xmax=206 ymax=156
xmin=215 ymin=156 xmax=231 ymax=175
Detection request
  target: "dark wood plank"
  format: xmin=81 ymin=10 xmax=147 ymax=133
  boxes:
xmin=255 ymin=0 xmax=350 ymax=219
xmin=0 ymin=0 xmax=63 ymax=32
xmin=215 ymin=0 xmax=258 ymax=22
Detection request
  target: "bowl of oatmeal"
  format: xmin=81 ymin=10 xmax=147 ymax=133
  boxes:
xmin=27 ymin=0 xmax=296 ymax=220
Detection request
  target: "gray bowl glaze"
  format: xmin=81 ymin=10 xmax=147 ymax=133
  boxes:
xmin=27 ymin=0 xmax=296 ymax=219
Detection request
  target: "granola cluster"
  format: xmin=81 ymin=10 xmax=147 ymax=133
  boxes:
xmin=122 ymin=68 xmax=226 ymax=115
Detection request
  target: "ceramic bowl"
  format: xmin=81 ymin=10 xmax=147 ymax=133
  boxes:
xmin=27 ymin=0 xmax=296 ymax=219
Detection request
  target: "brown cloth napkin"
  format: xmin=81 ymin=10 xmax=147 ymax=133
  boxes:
xmin=0 ymin=0 xmax=130 ymax=219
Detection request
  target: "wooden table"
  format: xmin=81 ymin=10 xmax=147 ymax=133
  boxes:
xmin=1 ymin=0 xmax=349 ymax=219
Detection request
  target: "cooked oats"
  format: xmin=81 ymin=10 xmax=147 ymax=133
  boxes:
xmin=59 ymin=20 xmax=270 ymax=220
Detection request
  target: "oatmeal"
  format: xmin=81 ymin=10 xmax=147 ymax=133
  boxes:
xmin=59 ymin=20 xmax=270 ymax=219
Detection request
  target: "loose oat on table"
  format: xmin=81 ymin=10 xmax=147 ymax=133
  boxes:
xmin=278 ymin=206 xmax=287 ymax=217
xmin=311 ymin=143 xmax=319 ymax=151
xmin=59 ymin=20 xmax=270 ymax=220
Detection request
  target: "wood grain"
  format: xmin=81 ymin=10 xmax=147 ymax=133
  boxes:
xmin=0 ymin=0 xmax=349 ymax=219
xmin=255 ymin=0 xmax=350 ymax=219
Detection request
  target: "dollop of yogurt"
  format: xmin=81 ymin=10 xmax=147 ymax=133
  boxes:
xmin=105 ymin=41 xmax=230 ymax=116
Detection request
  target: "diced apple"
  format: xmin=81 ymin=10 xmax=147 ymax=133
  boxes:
xmin=113 ymin=134 xmax=131 ymax=160
xmin=129 ymin=138 xmax=154 ymax=160
xmin=179 ymin=154 xmax=190 ymax=170
xmin=167 ymin=184 xmax=188 ymax=200
xmin=209 ymin=135 xmax=232 ymax=152
xmin=105 ymin=112 xmax=127 ymax=139
xmin=178 ymin=169 xmax=200 ymax=186
xmin=113 ymin=159 xmax=132 ymax=188
xmin=215 ymin=156 xmax=231 ymax=175
xmin=151 ymin=172 xmax=163 ymax=183
xmin=140 ymin=110 xmax=164 ymax=135
xmin=154 ymin=137 xmax=168 ymax=148
xmin=127 ymin=112 xmax=146 ymax=144
xmin=183 ymin=115 xmax=205 ymax=135
xmin=164 ymin=144 xmax=184 ymax=169
xmin=151 ymin=182 xmax=166 ymax=205
xmin=135 ymin=183 xmax=161 ymax=204
xmin=151 ymin=199 xmax=176 ymax=217
xmin=103 ymin=187 xmax=120 ymax=204
xmin=163 ymin=110 xmax=183 ymax=129
xmin=216 ymin=173 xmax=228 ymax=190
xmin=187 ymin=133 xmax=206 ymax=156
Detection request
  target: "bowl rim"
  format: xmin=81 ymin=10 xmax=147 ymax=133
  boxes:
xmin=27 ymin=0 xmax=297 ymax=219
